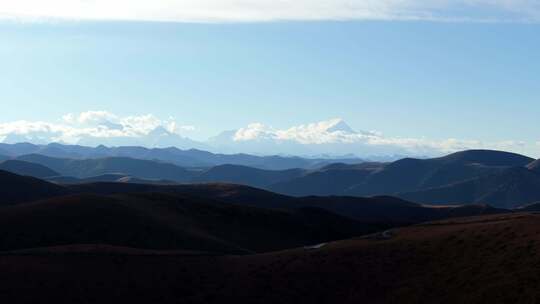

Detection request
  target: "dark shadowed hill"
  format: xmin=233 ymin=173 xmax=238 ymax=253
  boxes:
xmin=0 ymin=170 xmax=68 ymax=205
xmin=0 ymin=154 xmax=9 ymax=162
xmin=17 ymin=154 xmax=195 ymax=182
xmin=290 ymin=196 xmax=507 ymax=223
xmin=0 ymin=160 xmax=59 ymax=178
xmin=0 ymin=168 xmax=509 ymax=228
xmin=0 ymin=192 xmax=380 ymax=254
xmin=270 ymin=150 xmax=534 ymax=197
xmin=400 ymin=167 xmax=540 ymax=209
xmin=516 ymin=202 xmax=540 ymax=212
xmin=347 ymin=150 xmax=534 ymax=196
xmin=46 ymin=174 xmax=177 ymax=185
xmin=192 ymin=164 xmax=305 ymax=188
xmin=270 ymin=163 xmax=383 ymax=196
xmin=47 ymin=174 xmax=128 ymax=184
xmin=67 ymin=182 xmax=292 ymax=208
xmin=3 ymin=213 xmax=540 ymax=304
xmin=65 ymin=182 xmax=508 ymax=223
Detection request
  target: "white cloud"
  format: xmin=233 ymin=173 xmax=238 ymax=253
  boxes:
xmin=0 ymin=114 xmax=537 ymax=157
xmin=1 ymin=0 xmax=540 ymax=23
xmin=234 ymin=123 xmax=273 ymax=142
xmin=229 ymin=118 xmax=537 ymax=156
xmin=0 ymin=111 xmax=196 ymax=146
xmin=76 ymin=110 xmax=118 ymax=124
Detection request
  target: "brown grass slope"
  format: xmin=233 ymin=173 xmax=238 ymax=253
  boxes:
xmin=0 ymin=169 xmax=68 ymax=205
xmin=2 ymin=213 xmax=540 ymax=304
xmin=0 ymin=192 xmax=379 ymax=254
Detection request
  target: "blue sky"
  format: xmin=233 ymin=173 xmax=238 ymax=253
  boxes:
xmin=1 ymin=1 xmax=540 ymax=157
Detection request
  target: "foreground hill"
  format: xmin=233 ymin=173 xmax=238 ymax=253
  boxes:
xmin=0 ymin=160 xmax=60 ymax=178
xmin=0 ymin=192 xmax=381 ymax=254
xmin=400 ymin=167 xmax=540 ymax=209
xmin=17 ymin=154 xmax=196 ymax=182
xmin=0 ymin=170 xmax=68 ymax=205
xmin=0 ymin=170 xmax=510 ymax=251
xmin=64 ymin=181 xmax=508 ymax=224
xmin=1 ymin=213 xmax=539 ymax=304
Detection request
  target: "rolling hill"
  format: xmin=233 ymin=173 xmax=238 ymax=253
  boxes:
xmin=1 ymin=213 xmax=540 ymax=304
xmin=17 ymin=154 xmax=196 ymax=182
xmin=46 ymin=174 xmax=177 ymax=185
xmin=0 ymin=192 xmax=381 ymax=254
xmin=0 ymin=160 xmax=59 ymax=178
xmin=0 ymin=169 xmax=510 ymax=233
xmin=192 ymin=164 xmax=305 ymax=188
xmin=0 ymin=170 xmax=68 ymax=205
xmin=10 ymin=148 xmax=537 ymax=208
xmin=400 ymin=167 xmax=540 ymax=209
xmin=65 ymin=181 xmax=509 ymax=224
xmin=270 ymin=162 xmax=384 ymax=196
xmin=270 ymin=150 xmax=534 ymax=197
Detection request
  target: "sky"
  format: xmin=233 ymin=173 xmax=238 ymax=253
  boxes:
xmin=0 ymin=1 xmax=539 ymax=157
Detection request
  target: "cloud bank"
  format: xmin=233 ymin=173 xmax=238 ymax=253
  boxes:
xmin=226 ymin=118 xmax=536 ymax=157
xmin=0 ymin=111 xmax=196 ymax=147
xmin=1 ymin=0 xmax=540 ymax=23
xmin=0 ymin=113 xmax=537 ymax=158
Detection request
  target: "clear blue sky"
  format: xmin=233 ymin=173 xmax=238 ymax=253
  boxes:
xmin=0 ymin=19 xmax=539 ymax=149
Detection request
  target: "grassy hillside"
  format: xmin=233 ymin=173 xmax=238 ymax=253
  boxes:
xmin=0 ymin=170 xmax=68 ymax=205
xmin=0 ymin=192 xmax=379 ymax=253
xmin=18 ymin=154 xmax=195 ymax=181
xmin=2 ymin=213 xmax=540 ymax=304
xmin=0 ymin=160 xmax=59 ymax=178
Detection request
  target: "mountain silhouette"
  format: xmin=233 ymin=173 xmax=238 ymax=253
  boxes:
xmin=271 ymin=150 xmax=534 ymax=198
xmin=0 ymin=170 xmax=68 ymax=205
xmin=0 ymin=160 xmax=59 ymax=178
xmin=192 ymin=164 xmax=305 ymax=188
xmin=0 ymin=142 xmax=362 ymax=170
xmin=17 ymin=154 xmax=196 ymax=182
xmin=0 ymin=192 xmax=381 ymax=254
xmin=400 ymin=167 xmax=540 ymax=209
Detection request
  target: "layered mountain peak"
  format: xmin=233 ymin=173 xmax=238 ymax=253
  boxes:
xmin=326 ymin=118 xmax=356 ymax=134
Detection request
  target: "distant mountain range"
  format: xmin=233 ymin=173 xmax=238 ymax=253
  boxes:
xmin=2 ymin=143 xmax=540 ymax=208
xmin=0 ymin=118 xmax=420 ymax=159
xmin=269 ymin=150 xmax=540 ymax=208
xmin=0 ymin=142 xmax=362 ymax=170
xmin=17 ymin=154 xmax=196 ymax=182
